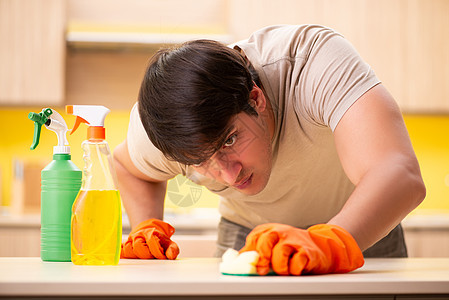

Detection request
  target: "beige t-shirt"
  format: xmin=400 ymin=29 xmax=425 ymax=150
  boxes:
xmin=127 ymin=24 xmax=380 ymax=229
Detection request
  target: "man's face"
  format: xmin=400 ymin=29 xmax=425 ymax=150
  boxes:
xmin=192 ymin=110 xmax=273 ymax=196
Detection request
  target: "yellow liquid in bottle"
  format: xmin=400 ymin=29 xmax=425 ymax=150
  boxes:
xmin=71 ymin=190 xmax=122 ymax=265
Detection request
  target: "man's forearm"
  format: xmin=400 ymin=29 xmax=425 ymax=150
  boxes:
xmin=113 ymin=156 xmax=167 ymax=230
xmin=328 ymin=156 xmax=425 ymax=251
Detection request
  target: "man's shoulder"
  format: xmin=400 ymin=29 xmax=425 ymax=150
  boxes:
xmin=236 ymin=24 xmax=341 ymax=68
xmin=247 ymin=24 xmax=337 ymax=45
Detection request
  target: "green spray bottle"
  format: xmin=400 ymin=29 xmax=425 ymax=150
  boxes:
xmin=29 ymin=108 xmax=82 ymax=262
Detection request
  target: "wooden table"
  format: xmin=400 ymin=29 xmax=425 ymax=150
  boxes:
xmin=1 ymin=257 xmax=449 ymax=299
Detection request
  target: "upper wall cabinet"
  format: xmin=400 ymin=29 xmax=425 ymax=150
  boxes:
xmin=64 ymin=0 xmax=230 ymax=110
xmin=66 ymin=0 xmax=231 ymax=49
xmin=0 ymin=0 xmax=447 ymax=113
xmin=0 ymin=0 xmax=66 ymax=105
xmin=66 ymin=0 xmax=449 ymax=113
xmin=227 ymin=0 xmax=449 ymax=114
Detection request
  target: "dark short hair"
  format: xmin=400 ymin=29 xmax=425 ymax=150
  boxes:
xmin=138 ymin=39 xmax=258 ymax=165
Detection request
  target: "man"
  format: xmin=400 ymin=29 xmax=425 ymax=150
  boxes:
xmin=114 ymin=25 xmax=426 ymax=275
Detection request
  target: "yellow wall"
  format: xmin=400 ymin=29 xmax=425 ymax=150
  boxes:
xmin=0 ymin=108 xmax=447 ymax=214
xmin=0 ymin=107 xmax=219 ymax=213
xmin=403 ymin=115 xmax=449 ymax=213
xmin=0 ymin=107 xmax=126 ymax=207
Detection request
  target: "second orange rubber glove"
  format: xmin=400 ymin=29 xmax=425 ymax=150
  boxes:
xmin=240 ymin=223 xmax=364 ymax=276
xmin=121 ymin=218 xmax=179 ymax=260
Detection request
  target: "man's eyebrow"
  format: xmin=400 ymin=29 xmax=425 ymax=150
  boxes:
xmin=217 ymin=125 xmax=237 ymax=148
xmin=190 ymin=125 xmax=236 ymax=166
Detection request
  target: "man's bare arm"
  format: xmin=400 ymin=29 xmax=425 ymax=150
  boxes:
xmin=113 ymin=139 xmax=167 ymax=230
xmin=329 ymin=84 xmax=426 ymax=251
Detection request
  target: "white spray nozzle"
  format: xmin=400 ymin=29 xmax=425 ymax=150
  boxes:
xmin=28 ymin=108 xmax=71 ymax=154
xmin=46 ymin=110 xmax=69 ymax=145
xmin=66 ymin=105 xmax=110 ymax=127
xmin=66 ymin=105 xmax=110 ymax=140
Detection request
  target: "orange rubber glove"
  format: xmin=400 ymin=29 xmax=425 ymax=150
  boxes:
xmin=239 ymin=223 xmax=364 ymax=276
xmin=121 ymin=219 xmax=179 ymax=260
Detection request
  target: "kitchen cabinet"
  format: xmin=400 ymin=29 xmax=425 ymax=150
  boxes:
xmin=226 ymin=0 xmax=449 ymax=113
xmin=0 ymin=214 xmax=218 ymax=258
xmin=1 ymin=214 xmax=449 ymax=258
xmin=63 ymin=0 xmax=449 ymax=112
xmin=0 ymin=216 xmax=40 ymax=257
xmin=1 ymin=257 xmax=449 ymax=299
xmin=0 ymin=0 xmax=66 ymax=105
xmin=405 ymin=230 xmax=449 ymax=257
xmin=64 ymin=0 xmax=230 ymax=110
xmin=1 ymin=0 xmax=447 ymax=111
xmin=403 ymin=214 xmax=449 ymax=257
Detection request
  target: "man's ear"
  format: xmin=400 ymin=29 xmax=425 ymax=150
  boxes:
xmin=249 ymin=83 xmax=266 ymax=113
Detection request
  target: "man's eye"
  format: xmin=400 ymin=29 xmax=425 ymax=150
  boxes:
xmin=224 ymin=134 xmax=237 ymax=147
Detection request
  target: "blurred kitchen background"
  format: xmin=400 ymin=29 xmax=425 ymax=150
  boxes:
xmin=0 ymin=0 xmax=448 ymax=258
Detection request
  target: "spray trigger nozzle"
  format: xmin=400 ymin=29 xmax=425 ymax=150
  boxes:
xmin=28 ymin=108 xmax=53 ymax=150
xmin=28 ymin=108 xmax=71 ymax=154
xmin=66 ymin=105 xmax=110 ymax=140
xmin=70 ymin=116 xmax=90 ymax=135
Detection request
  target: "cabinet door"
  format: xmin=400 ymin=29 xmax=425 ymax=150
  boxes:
xmin=404 ymin=229 xmax=449 ymax=257
xmin=227 ymin=0 xmax=449 ymax=113
xmin=0 ymin=0 xmax=66 ymax=105
xmin=0 ymin=227 xmax=40 ymax=257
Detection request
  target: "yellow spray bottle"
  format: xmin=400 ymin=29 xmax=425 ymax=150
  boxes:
xmin=66 ymin=105 xmax=122 ymax=265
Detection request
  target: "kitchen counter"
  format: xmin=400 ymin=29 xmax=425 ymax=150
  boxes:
xmin=1 ymin=258 xmax=449 ymax=299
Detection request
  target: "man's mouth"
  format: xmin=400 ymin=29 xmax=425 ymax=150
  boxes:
xmin=233 ymin=174 xmax=253 ymax=190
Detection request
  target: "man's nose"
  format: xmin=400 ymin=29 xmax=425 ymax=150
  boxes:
xmin=215 ymin=155 xmax=242 ymax=186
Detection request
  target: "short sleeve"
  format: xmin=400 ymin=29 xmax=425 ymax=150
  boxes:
xmin=126 ymin=103 xmax=184 ymax=181
xmin=296 ymin=33 xmax=380 ymax=131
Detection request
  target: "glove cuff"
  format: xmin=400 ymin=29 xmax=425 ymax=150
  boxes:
xmin=308 ymin=224 xmax=364 ymax=273
xmin=132 ymin=218 xmax=176 ymax=237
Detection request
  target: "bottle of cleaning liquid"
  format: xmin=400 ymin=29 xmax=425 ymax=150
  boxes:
xmin=66 ymin=105 xmax=122 ymax=265
xmin=28 ymin=108 xmax=82 ymax=262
